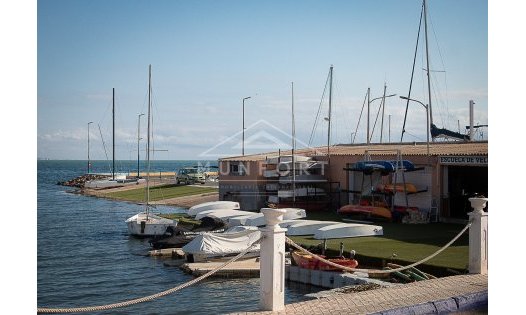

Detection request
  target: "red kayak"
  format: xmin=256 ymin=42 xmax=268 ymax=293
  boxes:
xmin=291 ymin=251 xmax=358 ymax=271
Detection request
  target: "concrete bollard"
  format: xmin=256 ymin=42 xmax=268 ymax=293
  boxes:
xmin=259 ymin=208 xmax=288 ymax=311
xmin=468 ymin=197 xmax=488 ymax=274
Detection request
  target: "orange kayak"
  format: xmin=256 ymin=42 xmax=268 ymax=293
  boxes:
xmin=376 ymin=183 xmax=417 ymax=194
xmin=338 ymin=204 xmax=392 ymax=220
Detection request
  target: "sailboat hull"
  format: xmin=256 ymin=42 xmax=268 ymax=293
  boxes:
xmin=126 ymin=213 xmax=178 ymax=237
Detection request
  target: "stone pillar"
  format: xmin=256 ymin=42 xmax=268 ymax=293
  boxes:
xmin=468 ymin=197 xmax=488 ymax=274
xmin=259 ymin=208 xmax=287 ymax=311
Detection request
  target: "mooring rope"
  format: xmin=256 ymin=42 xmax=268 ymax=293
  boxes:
xmin=286 ymin=220 xmax=472 ymax=274
xmin=37 ymin=237 xmax=262 ymax=314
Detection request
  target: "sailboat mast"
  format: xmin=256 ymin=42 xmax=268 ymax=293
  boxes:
xmin=146 ymin=65 xmax=152 ymax=217
xmin=291 ymin=81 xmax=296 ymax=206
xmin=380 ymin=83 xmax=387 ymax=143
xmin=366 ymin=87 xmax=370 ymax=144
xmin=400 ymin=3 xmax=424 ymax=142
xmin=112 ymin=88 xmax=115 ymax=181
xmin=423 ymin=0 xmax=434 ymax=133
xmin=327 ymin=65 xmax=333 ymax=161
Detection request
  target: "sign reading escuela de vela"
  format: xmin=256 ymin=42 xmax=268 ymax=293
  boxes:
xmin=439 ymin=156 xmax=488 ymax=166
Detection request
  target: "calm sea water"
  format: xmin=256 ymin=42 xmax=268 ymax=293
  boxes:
xmin=37 ymin=160 xmax=321 ymax=314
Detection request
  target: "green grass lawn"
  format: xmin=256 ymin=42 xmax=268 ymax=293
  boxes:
xmin=155 ymin=208 xmax=468 ymax=275
xmin=291 ymin=211 xmax=470 ymax=275
xmin=106 ymin=184 xmax=218 ymax=202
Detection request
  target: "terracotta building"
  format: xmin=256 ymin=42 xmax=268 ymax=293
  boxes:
xmin=218 ymin=141 xmax=487 ymax=222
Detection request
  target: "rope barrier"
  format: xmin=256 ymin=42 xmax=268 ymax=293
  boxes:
xmin=37 ymin=237 xmax=262 ymax=314
xmin=286 ymin=220 xmax=471 ymax=274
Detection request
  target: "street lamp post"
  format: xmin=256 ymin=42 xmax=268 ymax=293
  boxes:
xmin=87 ymin=121 xmax=93 ymax=174
xmin=242 ymin=96 xmax=251 ymax=156
xmin=400 ymin=96 xmax=430 ymax=160
xmin=137 ymin=113 xmax=144 ymax=178
xmin=367 ymin=89 xmax=396 ymax=144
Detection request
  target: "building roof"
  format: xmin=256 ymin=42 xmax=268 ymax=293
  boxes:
xmin=219 ymin=141 xmax=488 ymax=162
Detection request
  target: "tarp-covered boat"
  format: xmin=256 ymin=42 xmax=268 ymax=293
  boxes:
xmin=149 ymin=216 xmax=226 ymax=249
xmin=182 ymin=228 xmax=261 ymax=262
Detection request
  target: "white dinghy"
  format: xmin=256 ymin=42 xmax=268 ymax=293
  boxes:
xmin=243 ymin=208 xmax=307 ymax=227
xmin=194 ymin=209 xmax=256 ymax=222
xmin=187 ymin=201 xmax=240 ymax=217
xmin=313 ymin=223 xmax=383 ymax=240
xmin=286 ymin=220 xmax=342 ymax=236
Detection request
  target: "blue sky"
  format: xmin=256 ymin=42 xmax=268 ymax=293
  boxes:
xmin=35 ymin=0 xmax=489 ymax=160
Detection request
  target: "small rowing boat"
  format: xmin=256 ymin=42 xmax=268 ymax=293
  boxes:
xmin=291 ymin=251 xmax=358 ymax=271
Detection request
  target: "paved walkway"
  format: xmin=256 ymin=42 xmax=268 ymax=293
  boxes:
xmin=232 ymin=274 xmax=487 ymax=314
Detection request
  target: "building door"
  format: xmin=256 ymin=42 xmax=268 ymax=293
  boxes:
xmin=447 ymin=166 xmax=488 ymax=219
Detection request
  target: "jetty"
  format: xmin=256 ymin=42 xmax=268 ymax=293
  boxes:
xmin=181 ymin=257 xmax=261 ymax=278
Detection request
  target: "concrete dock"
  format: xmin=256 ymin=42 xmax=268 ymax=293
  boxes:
xmin=231 ymin=274 xmax=487 ymax=314
xmin=181 ymin=257 xmax=261 ymax=278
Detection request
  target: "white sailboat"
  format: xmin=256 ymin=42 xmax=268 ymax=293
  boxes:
xmin=126 ymin=65 xmax=178 ymax=237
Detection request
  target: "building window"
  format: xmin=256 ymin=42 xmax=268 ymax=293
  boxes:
xmin=229 ymin=162 xmax=247 ymax=176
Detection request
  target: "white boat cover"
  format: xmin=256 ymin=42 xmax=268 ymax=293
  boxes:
xmin=313 ymin=223 xmax=383 ymax=239
xmin=195 ymin=209 xmax=257 ymax=221
xmin=286 ymin=220 xmax=341 ymax=236
xmin=182 ymin=229 xmax=261 ymax=256
xmin=188 ymin=201 xmax=240 ymax=217
xmin=243 ymin=208 xmax=306 ymax=227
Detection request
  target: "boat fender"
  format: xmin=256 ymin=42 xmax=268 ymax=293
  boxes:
xmin=141 ymin=221 xmax=146 ymax=234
